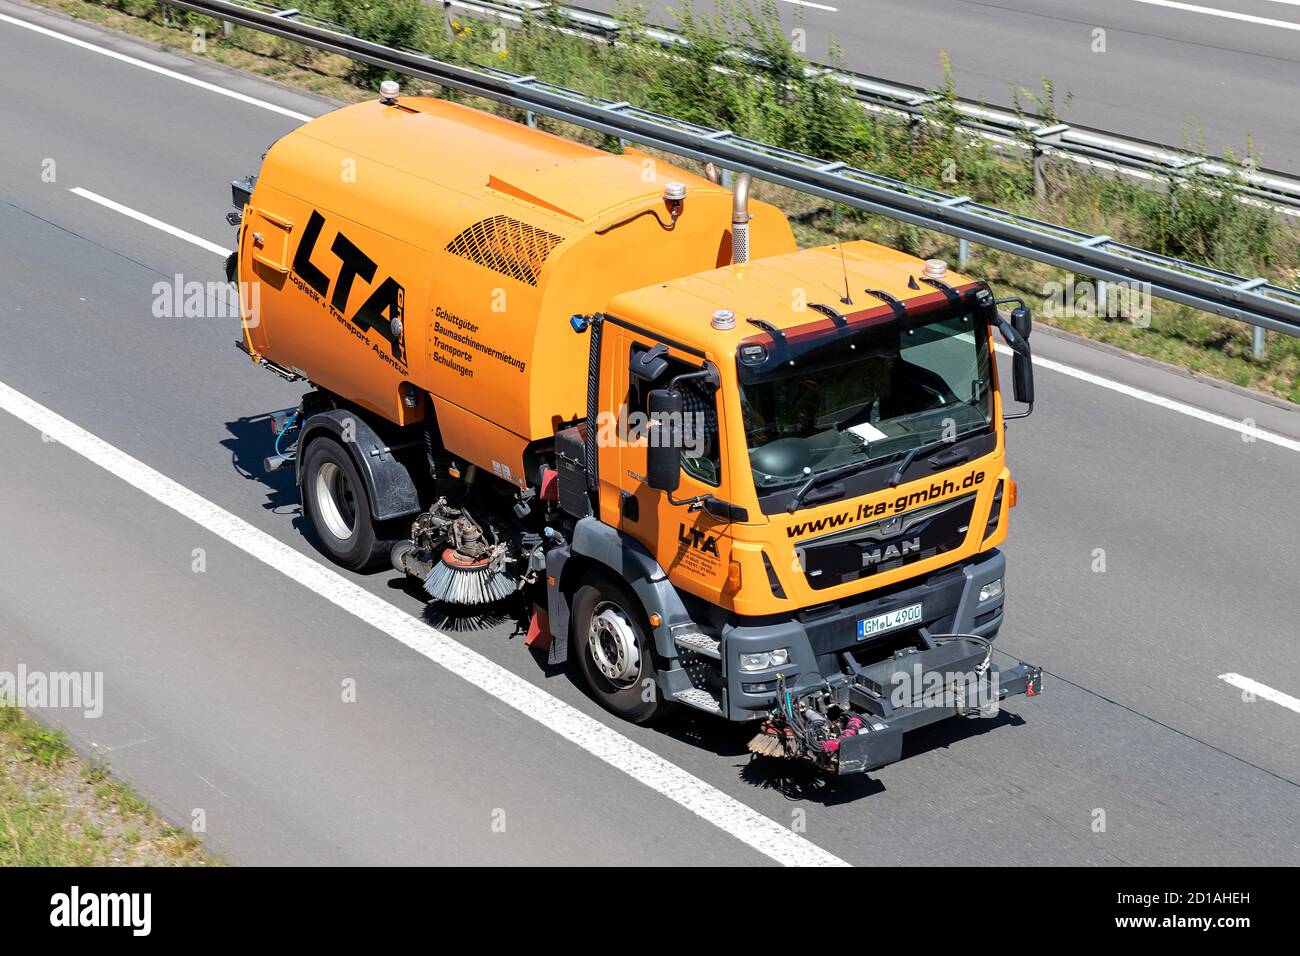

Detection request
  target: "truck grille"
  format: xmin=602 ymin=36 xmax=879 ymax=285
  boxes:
xmin=798 ymin=493 xmax=977 ymax=590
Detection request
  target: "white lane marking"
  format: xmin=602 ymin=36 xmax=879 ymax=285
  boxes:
xmin=1219 ymin=673 xmax=1300 ymax=715
xmin=994 ymin=345 xmax=1300 ymax=453
xmin=69 ymin=187 xmax=232 ymax=257
xmin=0 ymin=380 xmax=847 ymax=868
xmin=1132 ymin=0 xmax=1300 ymax=30
xmin=778 ymin=0 xmax=839 ymax=10
xmin=0 ymin=11 xmax=314 ymax=122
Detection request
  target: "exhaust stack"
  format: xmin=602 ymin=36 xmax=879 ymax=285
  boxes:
xmin=731 ymin=173 xmax=752 ymax=265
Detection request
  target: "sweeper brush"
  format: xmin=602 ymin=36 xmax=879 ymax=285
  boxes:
xmin=423 ymin=549 xmax=517 ymax=605
xmin=747 ymin=721 xmax=797 ymax=759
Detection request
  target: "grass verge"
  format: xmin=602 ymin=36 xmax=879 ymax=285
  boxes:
xmin=24 ymin=0 xmax=1300 ymax=402
xmin=0 ymin=703 xmax=212 ymax=865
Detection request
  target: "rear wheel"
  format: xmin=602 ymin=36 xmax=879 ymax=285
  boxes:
xmin=572 ymin=572 xmax=676 ymax=724
xmin=301 ymin=438 xmax=394 ymax=572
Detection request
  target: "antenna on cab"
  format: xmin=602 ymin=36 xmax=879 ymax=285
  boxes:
xmin=837 ymin=242 xmax=853 ymax=306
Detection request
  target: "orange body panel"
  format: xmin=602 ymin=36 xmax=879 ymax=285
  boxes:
xmin=239 ymin=95 xmax=793 ymax=457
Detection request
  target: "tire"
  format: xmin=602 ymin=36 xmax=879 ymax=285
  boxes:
xmin=571 ymin=572 xmax=676 ymax=724
xmin=300 ymin=437 xmax=394 ymax=572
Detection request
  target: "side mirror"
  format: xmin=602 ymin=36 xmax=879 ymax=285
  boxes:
xmin=1011 ymin=305 xmax=1032 ymax=340
xmin=1012 ymin=351 xmax=1035 ymax=406
xmin=996 ymin=316 xmax=1029 ymax=356
xmin=646 ymin=388 xmax=683 ymax=493
xmin=994 ymin=314 xmax=1034 ymax=414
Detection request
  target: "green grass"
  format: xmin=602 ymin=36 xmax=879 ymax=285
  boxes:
xmin=32 ymin=0 xmax=1300 ymax=401
xmin=0 ymin=703 xmax=213 ymax=866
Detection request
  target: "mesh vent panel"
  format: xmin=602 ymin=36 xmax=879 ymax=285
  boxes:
xmin=445 ymin=216 xmax=564 ymax=286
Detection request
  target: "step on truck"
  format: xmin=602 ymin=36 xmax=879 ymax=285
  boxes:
xmin=226 ymin=82 xmax=1042 ymax=774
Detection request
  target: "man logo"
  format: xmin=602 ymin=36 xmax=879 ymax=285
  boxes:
xmin=862 ymin=537 xmax=920 ymax=567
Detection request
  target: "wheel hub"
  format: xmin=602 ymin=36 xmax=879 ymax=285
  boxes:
xmin=588 ymin=603 xmax=641 ymax=687
xmin=315 ymin=460 xmax=357 ymax=541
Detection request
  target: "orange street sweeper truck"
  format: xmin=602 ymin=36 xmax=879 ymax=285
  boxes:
xmin=226 ymin=85 xmax=1042 ymax=773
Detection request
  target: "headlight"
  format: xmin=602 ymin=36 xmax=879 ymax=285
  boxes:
xmin=979 ymin=577 xmax=1004 ymax=603
xmin=739 ymin=648 xmax=790 ymax=672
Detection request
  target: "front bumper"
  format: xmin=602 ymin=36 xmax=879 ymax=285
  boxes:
xmin=833 ymin=646 xmax=1042 ymax=774
xmin=722 ymin=550 xmax=1009 ymax=720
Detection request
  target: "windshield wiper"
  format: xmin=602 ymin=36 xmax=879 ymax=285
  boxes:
xmin=887 ymin=427 xmax=984 ymax=487
xmin=785 ymin=458 xmax=876 ymax=513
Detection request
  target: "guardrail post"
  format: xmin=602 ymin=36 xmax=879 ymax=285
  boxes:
xmin=526 ymin=110 xmax=537 ymax=129
xmin=937 ymin=198 xmax=973 ymax=269
xmin=1078 ymin=236 xmax=1113 ymax=319
xmin=1031 ymin=125 xmax=1069 ymax=201
xmin=908 ymin=115 xmax=924 ymax=146
xmin=1235 ymin=279 xmax=1271 ymax=358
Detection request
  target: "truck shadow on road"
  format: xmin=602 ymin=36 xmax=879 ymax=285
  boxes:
xmin=221 ymin=414 xmax=301 ymax=518
xmin=724 ymin=709 xmax=1024 ymax=804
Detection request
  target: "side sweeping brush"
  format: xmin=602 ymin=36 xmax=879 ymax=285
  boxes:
xmin=423 ymin=548 xmax=517 ymax=606
xmin=747 ymin=720 xmax=798 ymax=759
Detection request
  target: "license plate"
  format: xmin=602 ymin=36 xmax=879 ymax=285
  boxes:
xmin=857 ymin=603 xmax=922 ymax=640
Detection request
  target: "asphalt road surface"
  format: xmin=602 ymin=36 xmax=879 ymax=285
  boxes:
xmin=575 ymin=0 xmax=1300 ymax=174
xmin=1 ymin=0 xmax=1299 ymax=865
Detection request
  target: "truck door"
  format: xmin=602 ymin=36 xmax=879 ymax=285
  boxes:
xmin=609 ymin=329 xmax=732 ymax=602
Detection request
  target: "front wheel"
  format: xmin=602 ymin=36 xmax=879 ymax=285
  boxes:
xmin=572 ymin=573 xmax=676 ymax=724
xmin=300 ymin=438 xmax=394 ymax=572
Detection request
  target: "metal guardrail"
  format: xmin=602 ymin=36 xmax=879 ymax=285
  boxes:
xmin=170 ymin=0 xmax=1300 ymax=338
xmin=446 ymin=0 xmax=1300 ymax=215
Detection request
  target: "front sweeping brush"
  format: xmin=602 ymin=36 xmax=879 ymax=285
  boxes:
xmin=423 ymin=548 xmax=517 ymax=606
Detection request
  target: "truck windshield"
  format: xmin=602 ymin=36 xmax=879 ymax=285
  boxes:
xmin=740 ymin=310 xmax=992 ymax=491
